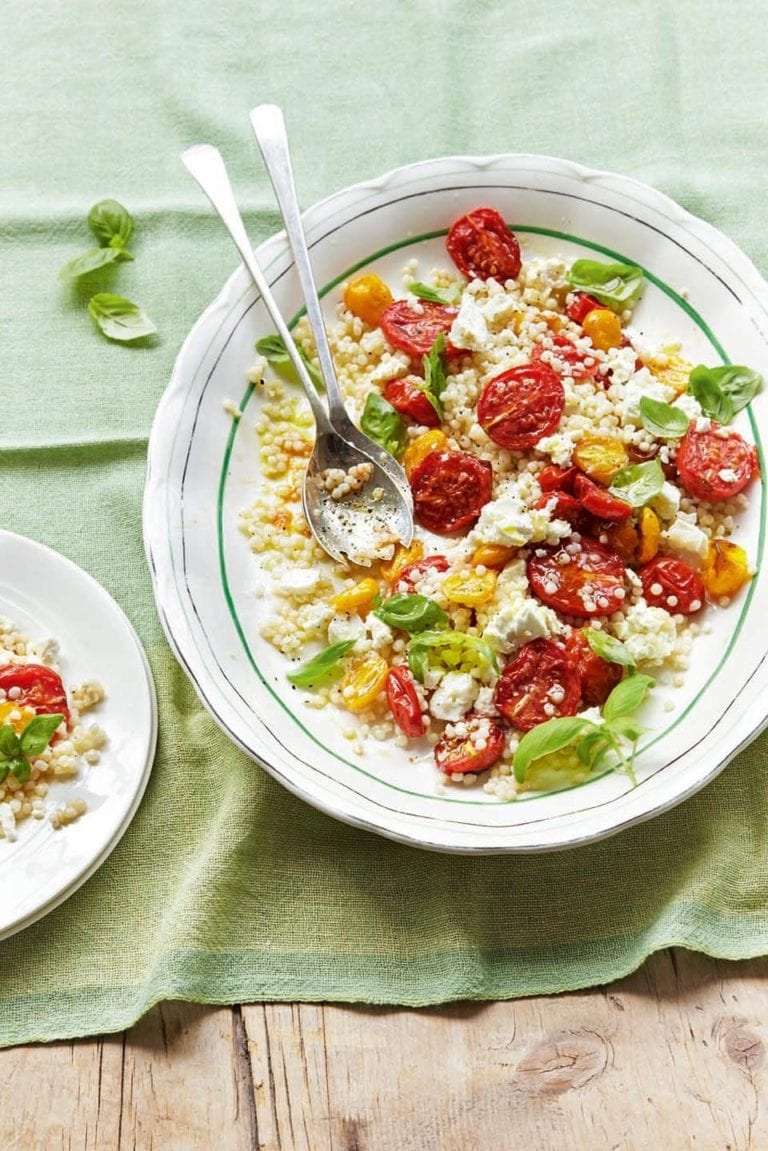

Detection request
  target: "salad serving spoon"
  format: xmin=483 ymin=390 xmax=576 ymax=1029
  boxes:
xmin=182 ymin=143 xmax=414 ymax=567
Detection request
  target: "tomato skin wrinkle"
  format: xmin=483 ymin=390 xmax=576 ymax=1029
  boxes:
xmin=528 ymin=538 xmax=626 ymax=618
xmin=434 ymin=712 xmax=506 ymax=775
xmin=446 ymin=208 xmax=521 ymax=282
xmin=494 ymin=638 xmax=580 ymax=733
xmin=380 ymin=300 xmax=458 ymax=358
xmin=0 ymin=663 xmax=70 ymax=723
xmin=639 ymin=556 xmax=706 ymax=615
xmin=573 ymin=473 xmax=634 ymax=521
xmin=477 ymin=362 xmax=565 ymax=451
xmin=676 ymin=424 xmax=759 ymax=502
xmin=410 ymin=450 xmax=493 ymax=534
xmin=386 ymin=666 xmax=425 ymax=738
xmin=565 ymin=629 xmax=622 ymax=707
xmin=384 ymin=376 xmax=440 ymax=427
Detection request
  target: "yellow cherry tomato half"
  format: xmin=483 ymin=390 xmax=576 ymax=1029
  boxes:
xmin=380 ymin=539 xmax=425 ymax=584
xmin=442 ymin=569 xmax=498 ymax=606
xmin=636 ymin=506 xmax=661 ymax=565
xmin=403 ymin=429 xmax=448 ymax=479
xmin=701 ymin=539 xmax=751 ymax=597
xmin=0 ymin=702 xmax=36 ymax=733
xmin=339 ymin=653 xmax=389 ymax=711
xmin=645 ymin=352 xmax=693 ymax=395
xmin=582 ymin=307 xmax=623 ymax=351
xmin=343 ymin=274 xmax=394 ymax=326
xmin=332 ymin=578 xmax=380 ymax=614
xmin=470 ymin=543 xmax=517 ymax=569
xmin=572 ymin=434 xmax=629 ymax=485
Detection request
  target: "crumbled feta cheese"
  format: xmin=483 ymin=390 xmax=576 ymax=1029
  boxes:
xmin=536 ymin=432 xmax=574 ymax=466
xmin=468 ymin=495 xmax=535 ymax=547
xmin=473 ymin=686 xmax=498 ymax=716
xmin=613 ymin=603 xmax=677 ymax=664
xmin=604 ymin=345 xmax=643 ymax=387
xmin=278 ymin=568 xmax=323 ymax=596
xmin=369 ymin=352 xmax=411 ymax=384
xmin=695 ymin=415 xmax=712 ymax=432
xmin=662 ymin=512 xmax=709 ymax=567
xmin=612 ymin=369 xmax=676 ymax=422
xmin=449 ymin=296 xmax=490 ymax=351
xmin=719 ymin=468 xmax=738 ymax=483
xmin=428 ymin=672 xmax=478 ymax=722
xmin=650 ymin=481 xmax=681 ymax=521
xmin=327 ymin=613 xmax=366 ymax=647
xmin=673 ymin=392 xmax=703 ymax=421
xmin=483 ymin=598 xmax=562 ymax=654
xmin=26 ymin=637 xmax=60 ymax=665
xmin=366 ymin=613 xmax=394 ymax=652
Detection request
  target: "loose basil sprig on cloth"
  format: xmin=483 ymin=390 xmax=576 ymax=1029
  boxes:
xmin=0 ymin=714 xmax=65 ymax=784
xmin=375 ymin=594 xmax=449 ymax=635
xmin=410 ymin=281 xmax=462 ymax=307
xmin=688 ymin=364 xmax=762 ymax=424
xmin=639 ymin=396 xmax=690 ymax=439
xmin=287 ymin=640 xmax=356 ymax=688
xmin=513 ymin=674 xmax=655 ymax=786
xmin=566 ymin=259 xmax=644 ymax=311
xmin=255 ymin=334 xmax=325 ymax=392
xmin=59 ymin=198 xmax=135 ymax=281
xmin=609 ymin=459 xmax=665 ymax=507
xmin=88 ymin=294 xmax=157 ymax=343
xmin=360 ymin=392 xmax=407 ymax=457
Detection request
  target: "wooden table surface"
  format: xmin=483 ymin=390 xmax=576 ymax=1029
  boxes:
xmin=3 ymin=948 xmax=766 ymax=1149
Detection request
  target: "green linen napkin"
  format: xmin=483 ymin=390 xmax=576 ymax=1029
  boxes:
xmin=2 ymin=0 xmax=768 ymax=1047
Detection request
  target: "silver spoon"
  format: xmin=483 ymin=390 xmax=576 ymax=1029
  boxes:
xmin=182 ymin=144 xmax=414 ymax=567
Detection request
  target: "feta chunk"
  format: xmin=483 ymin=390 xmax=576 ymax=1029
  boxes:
xmin=662 ymin=512 xmax=709 ymax=567
xmin=449 ymin=296 xmax=490 ymax=351
xmin=673 ymin=392 xmax=703 ymax=422
xmin=613 ymin=369 xmax=676 ymax=422
xmin=428 ymin=672 xmax=478 ymax=722
xmin=278 ymin=568 xmax=323 ymax=596
xmin=327 ymin=613 xmax=366 ymax=648
xmin=650 ymin=481 xmax=681 ymax=521
xmin=483 ymin=598 xmax=562 ymax=654
xmin=473 ymin=686 xmax=498 ymax=716
xmin=613 ymin=603 xmax=677 ymax=664
xmin=536 ymin=432 xmax=574 ymax=466
xmin=365 ymin=613 xmax=394 ymax=652
xmin=469 ymin=495 xmax=535 ymax=547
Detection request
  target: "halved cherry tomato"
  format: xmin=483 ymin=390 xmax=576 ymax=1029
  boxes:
xmin=676 ymin=425 xmax=759 ymax=502
xmin=636 ymin=507 xmax=661 ymax=565
xmin=566 ymin=293 xmax=603 ymax=324
xmin=380 ymin=300 xmax=458 ymax=358
xmin=532 ymin=334 xmax=598 ymax=380
xmin=446 ymin=208 xmax=521 ymax=282
xmin=573 ymin=473 xmax=634 ymax=521
xmin=639 ymin=556 xmax=705 ymax=615
xmin=604 ymin=519 xmax=639 ymax=563
xmin=386 ymin=666 xmax=426 ymax=738
xmin=470 ymin=543 xmax=517 ymax=568
xmin=701 ymin=539 xmax=751 ymax=597
xmin=380 ymin=540 xmax=424 ymax=584
xmin=0 ymin=664 xmax=69 ymax=724
xmin=494 ymin=638 xmax=581 ymax=732
xmin=384 ymin=375 xmax=440 ymax=427
xmin=332 ymin=578 xmax=380 ymax=613
xmin=582 ymin=308 xmax=623 ymax=352
xmin=477 ymin=362 xmax=565 ymax=451
xmin=539 ymin=464 xmax=578 ymax=493
xmin=403 ymin=429 xmax=448 ymax=479
xmin=410 ymin=450 xmax=493 ymax=534
xmin=564 ymin=629 xmax=622 ymax=708
xmin=534 ymin=491 xmax=587 ymax=530
xmin=442 ymin=568 xmax=497 ymax=606
xmin=528 ymin=539 xmax=626 ymax=618
xmin=573 ymin=435 xmax=628 ymax=485
xmin=395 ymin=554 xmax=450 ymax=593
xmin=434 ymin=712 xmax=506 ymax=774
xmin=343 ymin=274 xmax=393 ymax=326
xmin=339 ymin=653 xmax=389 ymax=711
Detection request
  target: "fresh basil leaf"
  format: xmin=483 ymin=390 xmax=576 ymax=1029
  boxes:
xmin=517 ymin=746 xmax=598 ymax=793
xmin=87 ymin=293 xmax=156 ymax=342
xmin=410 ymin=281 xmax=462 ymax=306
xmin=88 ymin=198 xmax=134 ymax=249
xmin=287 ymin=640 xmax=356 ymax=688
xmin=609 ymin=459 xmax=665 ymax=508
xmin=360 ymin=392 xmax=407 ymax=457
xmin=407 ymin=630 xmax=498 ymax=684
xmin=58 ymin=246 xmax=126 ymax=282
xmin=513 ymin=716 xmax=598 ymax=782
xmin=0 ymin=724 xmax=21 ymax=759
xmin=714 ymin=365 xmax=763 ymax=413
xmin=566 ymin=259 xmax=644 ymax=311
xmin=376 ymin=594 xmax=449 ymax=635
xmin=421 ymin=333 xmax=448 ymax=419
xmin=689 ymin=365 xmax=735 ymax=424
xmin=602 ymin=674 xmax=655 ymax=722
xmin=20 ymin=713 xmax=65 ymax=758
xmin=255 ymin=334 xmax=325 ymax=392
xmin=639 ymin=397 xmax=690 ymax=440
xmin=606 ymin=716 xmax=645 ymax=742
xmin=584 ymin=629 xmax=636 ymax=669
xmin=576 ymin=730 xmax=613 ymax=767
xmin=7 ymin=757 xmax=30 ymax=783
xmin=0 ymin=764 xmax=7 ymax=784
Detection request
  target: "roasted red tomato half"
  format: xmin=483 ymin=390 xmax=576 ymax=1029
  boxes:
xmin=446 ymin=208 xmax=522 ymax=282
xmin=434 ymin=712 xmax=506 ymax=775
xmin=534 ymin=491 xmax=588 ymax=531
xmin=565 ymin=293 xmax=604 ymax=324
xmin=639 ymin=556 xmax=705 ymax=615
xmin=573 ymin=473 xmax=634 ymax=521
xmin=383 ymin=375 xmax=440 ymax=427
xmin=493 ymin=638 xmax=581 ymax=733
xmin=538 ymin=464 xmax=578 ymax=493
xmin=395 ymin=554 xmax=450 ymax=593
xmin=528 ymin=538 xmax=627 ymax=618
xmin=477 ymin=362 xmax=565 ymax=452
xmin=379 ymin=300 xmax=458 ymax=358
xmin=410 ymin=450 xmax=493 ymax=534
xmin=564 ymin=629 xmax=623 ymax=707
xmin=0 ymin=663 xmax=70 ymax=724
xmin=676 ymin=424 xmax=759 ymax=502
xmin=386 ymin=666 xmax=426 ymax=739
xmin=532 ymin=334 xmax=598 ymax=381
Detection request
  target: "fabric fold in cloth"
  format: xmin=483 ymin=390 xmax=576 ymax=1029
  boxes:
xmin=2 ymin=0 xmax=768 ymax=1048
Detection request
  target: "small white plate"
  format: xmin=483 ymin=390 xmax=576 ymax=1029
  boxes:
xmin=0 ymin=531 xmax=157 ymax=938
xmin=145 ymin=154 xmax=768 ymax=853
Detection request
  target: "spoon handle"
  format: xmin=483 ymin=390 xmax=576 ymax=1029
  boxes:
xmin=249 ymin=104 xmax=349 ymax=430
xmin=181 ymin=143 xmax=331 ymax=433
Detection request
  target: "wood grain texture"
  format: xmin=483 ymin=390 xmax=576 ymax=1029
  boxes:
xmin=2 ymin=952 xmax=768 ymax=1150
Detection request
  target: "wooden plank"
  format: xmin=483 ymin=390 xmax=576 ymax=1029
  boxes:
xmin=243 ymin=952 xmax=768 ymax=1150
